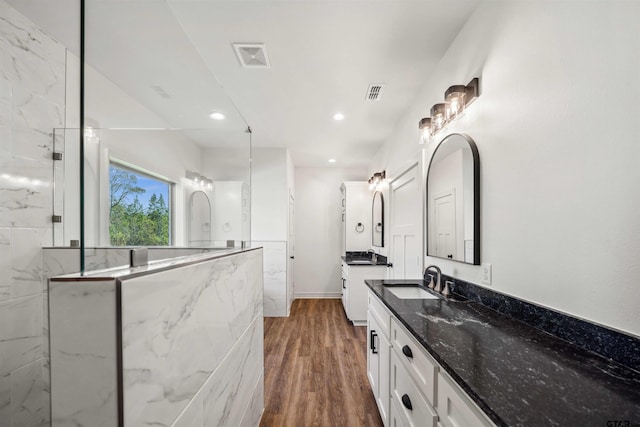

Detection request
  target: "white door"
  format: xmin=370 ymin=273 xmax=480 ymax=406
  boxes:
xmin=390 ymin=165 xmax=422 ymax=279
xmin=287 ymin=193 xmax=295 ymax=314
xmin=433 ymin=190 xmax=456 ymax=260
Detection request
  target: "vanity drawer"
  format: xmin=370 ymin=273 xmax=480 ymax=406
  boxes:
xmin=391 ymin=318 xmax=438 ymax=407
xmin=389 ymin=395 xmax=407 ymax=427
xmin=437 ymin=371 xmax=495 ymax=427
xmin=390 ymin=350 xmax=438 ymax=427
xmin=368 ymin=291 xmax=392 ymax=338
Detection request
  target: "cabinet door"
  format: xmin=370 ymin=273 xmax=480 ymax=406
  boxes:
xmin=341 ymin=277 xmax=349 ymax=317
xmin=368 ymin=311 xmax=391 ymax=426
xmin=367 ymin=311 xmax=381 ymax=397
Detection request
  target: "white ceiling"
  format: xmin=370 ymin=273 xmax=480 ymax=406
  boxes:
xmin=7 ymin=0 xmax=480 ymax=168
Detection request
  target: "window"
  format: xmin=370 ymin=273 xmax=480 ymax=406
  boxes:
xmin=109 ymin=162 xmax=172 ymax=246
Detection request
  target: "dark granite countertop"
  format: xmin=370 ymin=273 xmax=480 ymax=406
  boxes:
xmin=341 ymin=251 xmax=390 ymax=266
xmin=365 ymin=279 xmax=640 ymax=427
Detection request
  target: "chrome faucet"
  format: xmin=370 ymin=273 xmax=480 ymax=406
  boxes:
xmin=367 ymin=249 xmax=377 ymax=264
xmin=424 ymin=265 xmax=442 ymax=292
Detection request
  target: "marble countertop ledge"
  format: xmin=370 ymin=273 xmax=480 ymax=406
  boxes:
xmin=49 ymin=247 xmax=261 ymax=281
xmin=365 ymin=279 xmax=640 ymax=427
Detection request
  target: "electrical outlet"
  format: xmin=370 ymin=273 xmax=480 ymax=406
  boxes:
xmin=482 ymin=263 xmax=492 ymax=285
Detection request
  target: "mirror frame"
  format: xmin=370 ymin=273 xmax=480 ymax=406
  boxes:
xmin=372 ymin=191 xmax=384 ymax=247
xmin=426 ymin=133 xmax=480 ymax=265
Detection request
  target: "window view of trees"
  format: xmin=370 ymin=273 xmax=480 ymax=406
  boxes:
xmin=109 ymin=164 xmax=171 ymax=246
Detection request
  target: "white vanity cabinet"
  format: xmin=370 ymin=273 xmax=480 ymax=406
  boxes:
xmin=367 ymin=292 xmax=393 ymax=425
xmin=340 ymin=182 xmax=371 ymax=252
xmin=367 ymin=291 xmax=495 ymax=427
xmin=342 ymin=262 xmax=387 ymax=325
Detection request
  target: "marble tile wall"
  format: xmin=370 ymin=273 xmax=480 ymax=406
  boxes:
xmin=49 ymin=249 xmax=264 ymax=427
xmin=0 ymin=1 xmax=67 ymax=426
xmin=252 ymin=241 xmax=288 ymax=317
xmin=122 ymin=249 xmax=263 ymax=426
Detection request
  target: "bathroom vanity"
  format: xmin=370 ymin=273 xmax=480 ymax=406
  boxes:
xmin=48 ymin=248 xmax=264 ymax=427
xmin=340 ymin=252 xmax=388 ymax=325
xmin=365 ymin=279 xmax=640 ymax=426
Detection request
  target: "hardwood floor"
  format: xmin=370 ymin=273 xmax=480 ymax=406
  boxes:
xmin=260 ymin=299 xmax=384 ymax=427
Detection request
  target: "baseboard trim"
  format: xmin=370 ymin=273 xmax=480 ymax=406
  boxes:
xmin=294 ymin=292 xmax=341 ymax=299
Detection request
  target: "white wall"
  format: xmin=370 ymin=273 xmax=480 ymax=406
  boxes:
xmin=370 ymin=1 xmax=640 ymax=336
xmin=294 ymin=167 xmax=368 ymax=298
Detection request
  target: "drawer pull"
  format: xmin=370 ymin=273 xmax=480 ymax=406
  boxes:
xmin=370 ymin=330 xmax=378 ymax=354
xmin=402 ymin=345 xmax=413 ymax=359
xmin=401 ymin=394 xmax=413 ymax=411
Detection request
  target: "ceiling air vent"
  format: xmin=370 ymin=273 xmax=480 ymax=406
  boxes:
xmin=151 ymin=85 xmax=171 ymax=99
xmin=233 ymin=43 xmax=271 ymax=68
xmin=366 ymin=84 xmax=385 ymax=101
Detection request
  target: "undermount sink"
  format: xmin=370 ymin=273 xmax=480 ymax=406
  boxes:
xmin=387 ymin=286 xmax=440 ymax=300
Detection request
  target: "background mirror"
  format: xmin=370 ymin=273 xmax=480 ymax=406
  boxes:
xmin=188 ymin=191 xmax=211 ymax=246
xmin=426 ymin=133 xmax=479 ymax=264
xmin=372 ymin=191 xmax=384 ymax=247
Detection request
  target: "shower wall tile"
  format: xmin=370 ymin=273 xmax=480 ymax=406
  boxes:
xmin=0 ymin=294 xmax=42 ymax=376
xmin=240 ymin=374 xmax=264 ymax=427
xmin=0 ymin=228 xmax=10 ymax=301
xmin=49 ymin=279 xmax=118 ymax=427
xmin=202 ymin=316 xmax=263 ymax=427
xmin=0 ymin=1 xmax=68 ymax=426
xmin=0 ymin=3 xmax=66 ymax=101
xmin=121 ymin=249 xmax=263 ymax=427
xmin=10 ymin=358 xmax=45 ymax=427
xmin=254 ymin=241 xmax=288 ymax=317
xmin=0 ymin=372 xmax=10 ymax=424
xmin=42 ymin=248 xmax=79 ymax=279
xmin=0 ymin=153 xmax=53 ymax=229
xmin=171 ymin=392 xmax=204 ymax=427
xmin=11 ymin=228 xmax=48 ymax=299
xmin=12 ymin=127 xmax=54 ymax=161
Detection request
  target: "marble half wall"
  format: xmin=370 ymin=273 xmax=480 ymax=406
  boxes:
xmin=49 ymin=248 xmax=264 ymax=427
xmin=252 ymin=241 xmax=289 ymax=317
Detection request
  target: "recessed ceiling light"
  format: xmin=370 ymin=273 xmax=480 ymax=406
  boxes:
xmin=332 ymin=113 xmax=345 ymax=121
xmin=209 ymin=112 xmax=225 ymax=120
xmin=328 ymin=159 xmax=336 ymax=163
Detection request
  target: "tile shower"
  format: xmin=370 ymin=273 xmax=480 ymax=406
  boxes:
xmin=0 ymin=1 xmax=68 ymax=425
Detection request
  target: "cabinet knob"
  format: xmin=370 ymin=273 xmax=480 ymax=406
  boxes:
xmin=401 ymin=394 xmax=413 ymax=411
xmin=402 ymin=345 xmax=413 ymax=359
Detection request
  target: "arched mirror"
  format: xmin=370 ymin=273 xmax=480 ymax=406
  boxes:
xmin=372 ymin=191 xmax=384 ymax=247
xmin=188 ymin=191 xmax=212 ymax=246
xmin=426 ymin=133 xmax=479 ymax=264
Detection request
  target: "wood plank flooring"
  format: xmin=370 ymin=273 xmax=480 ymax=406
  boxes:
xmin=260 ymin=299 xmax=384 ymax=427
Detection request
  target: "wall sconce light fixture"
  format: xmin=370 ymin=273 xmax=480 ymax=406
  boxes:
xmin=418 ymin=77 xmax=480 ymax=144
xmin=368 ymin=170 xmax=386 ymax=191
xmin=186 ymin=171 xmax=214 ymax=190
xmin=419 ymin=118 xmax=431 ymax=144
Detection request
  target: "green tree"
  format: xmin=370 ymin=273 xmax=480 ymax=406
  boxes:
xmin=110 ymin=168 xmax=144 ymax=210
xmin=109 ymin=167 xmax=170 ymax=246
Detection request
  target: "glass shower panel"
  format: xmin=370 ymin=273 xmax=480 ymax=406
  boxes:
xmin=78 ymin=0 xmax=252 ymax=270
